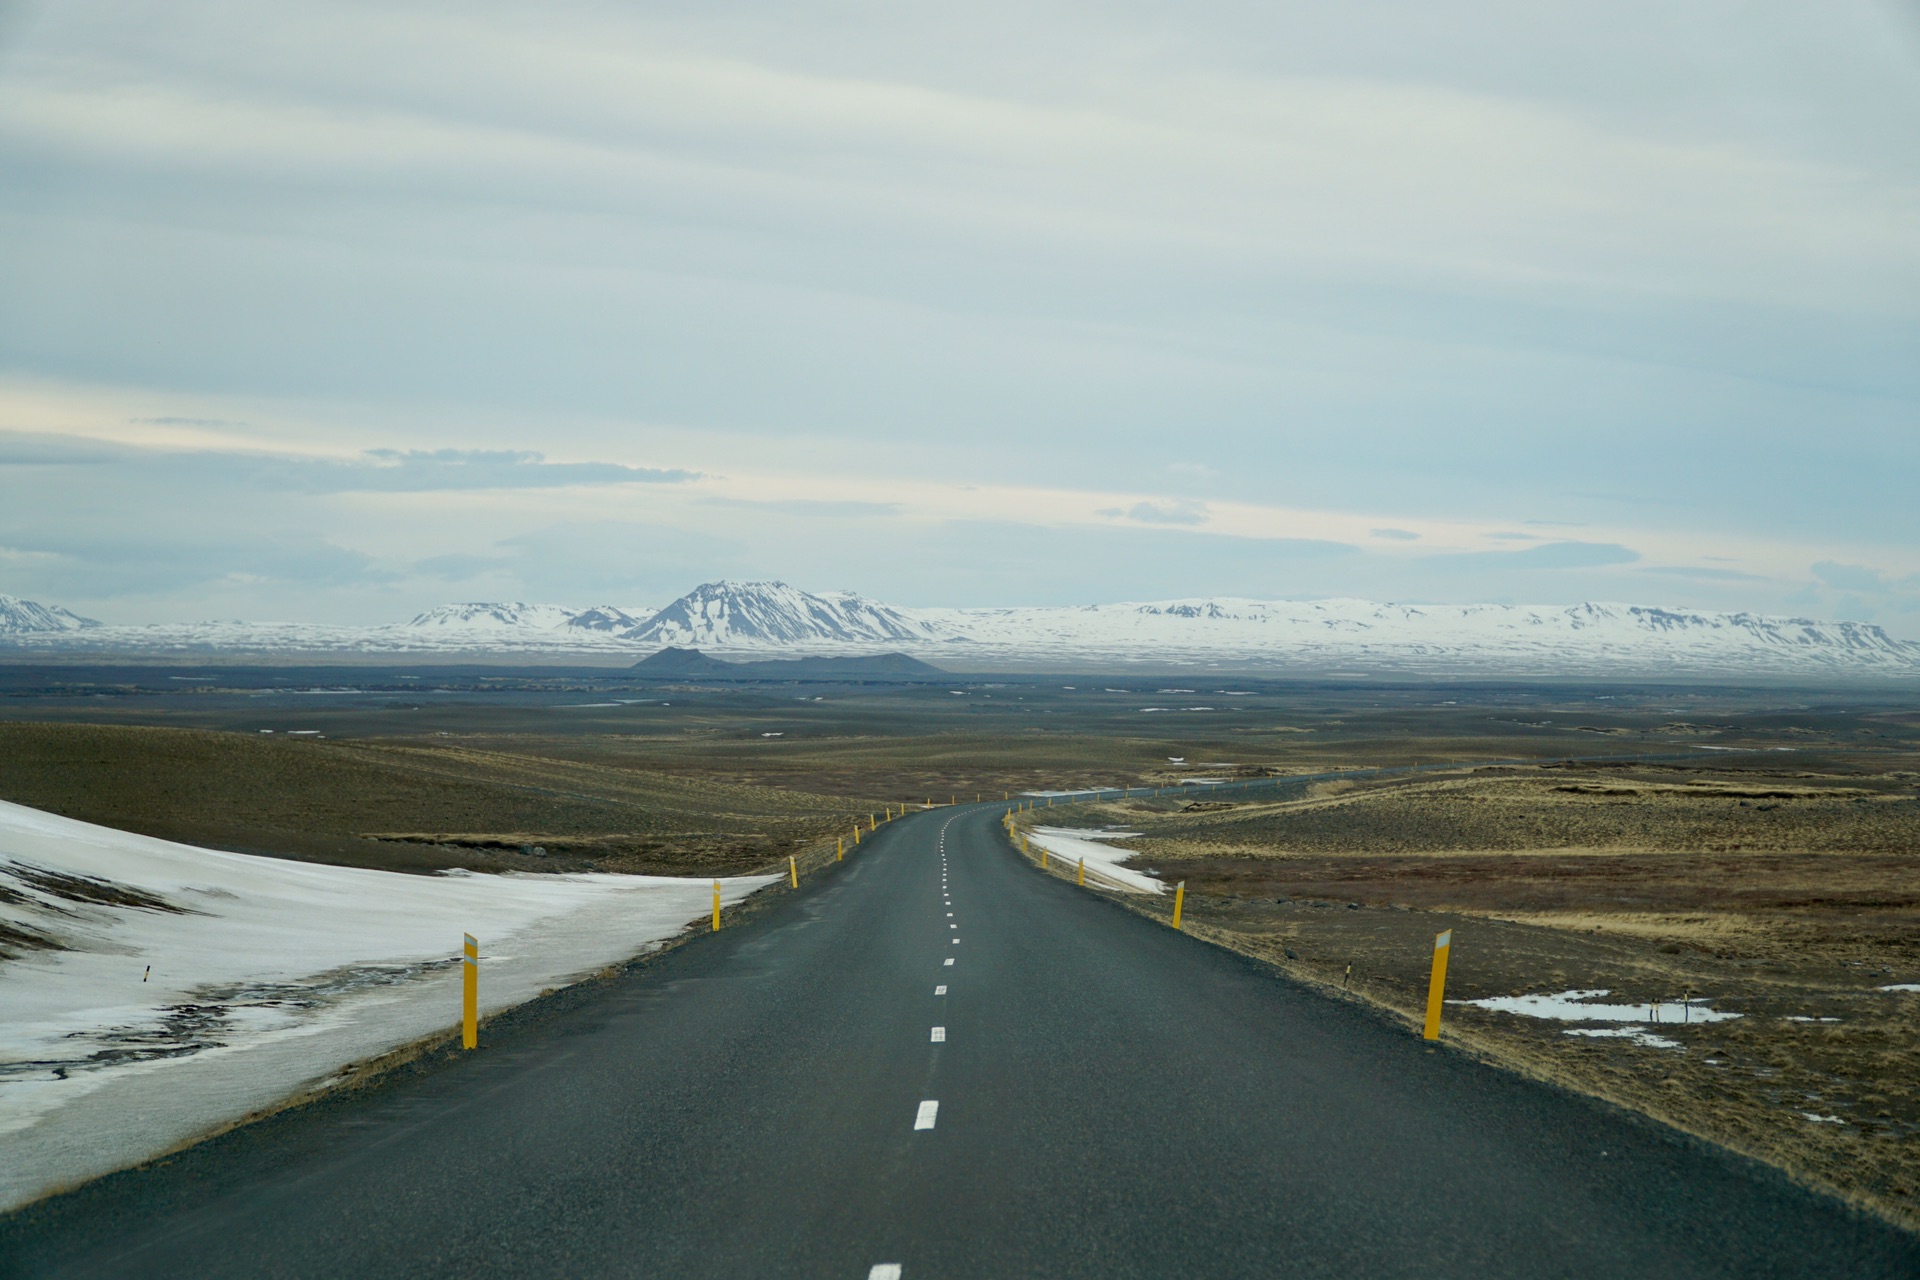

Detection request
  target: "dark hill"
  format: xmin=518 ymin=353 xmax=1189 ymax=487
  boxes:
xmin=630 ymin=647 xmax=947 ymax=682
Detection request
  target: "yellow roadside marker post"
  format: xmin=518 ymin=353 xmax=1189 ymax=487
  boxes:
xmin=789 ymin=856 xmax=799 ymax=888
xmin=712 ymin=880 xmax=723 ymax=932
xmin=1171 ymin=881 xmax=1186 ymax=930
xmin=461 ymin=933 xmax=478 ymax=1050
xmin=837 ymin=837 xmax=845 ymax=861
xmin=869 ymin=813 xmax=876 ymax=831
xmin=1077 ymin=857 xmax=1086 ymax=886
xmin=1424 ymin=930 xmax=1453 ymax=1041
xmin=854 ymin=825 xmax=862 ymax=845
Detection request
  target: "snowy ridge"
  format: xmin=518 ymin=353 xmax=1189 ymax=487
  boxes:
xmin=622 ymin=581 xmax=952 ymax=647
xmin=403 ymin=602 xmax=580 ymax=631
xmin=0 ymin=799 xmax=776 ymax=1210
xmin=0 ymin=594 xmax=97 ymax=634
xmin=567 ymin=605 xmax=648 ymax=632
xmin=0 ymin=585 xmax=1915 ymax=677
xmin=913 ymin=598 xmax=1920 ymax=674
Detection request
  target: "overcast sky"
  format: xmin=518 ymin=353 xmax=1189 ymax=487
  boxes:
xmin=2 ymin=0 xmax=1917 ymax=630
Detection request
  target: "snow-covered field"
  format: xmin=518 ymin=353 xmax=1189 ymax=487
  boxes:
xmin=1024 ymin=826 xmax=1163 ymax=894
xmin=0 ymin=801 xmax=775 ymax=1211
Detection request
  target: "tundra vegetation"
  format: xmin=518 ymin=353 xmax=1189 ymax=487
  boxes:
xmin=2 ymin=665 xmax=1916 ymax=1225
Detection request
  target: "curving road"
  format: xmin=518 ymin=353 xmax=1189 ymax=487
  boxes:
xmin=3 ymin=803 xmax=1915 ymax=1278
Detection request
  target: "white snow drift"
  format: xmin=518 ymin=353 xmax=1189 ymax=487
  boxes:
xmin=0 ymin=800 xmax=775 ymax=1211
xmin=1023 ymin=827 xmax=1163 ymax=894
xmin=1452 ymin=988 xmax=1742 ymax=1051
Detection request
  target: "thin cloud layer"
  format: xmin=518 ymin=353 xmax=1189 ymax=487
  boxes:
xmin=0 ymin=2 xmax=1915 ymax=629
xmin=280 ymin=449 xmax=697 ymax=492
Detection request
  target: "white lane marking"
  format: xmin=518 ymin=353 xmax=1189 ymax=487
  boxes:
xmin=915 ymin=1100 xmax=939 ymax=1130
xmin=950 ymin=923 xmax=957 ymax=929
xmin=952 ymin=939 xmax=960 ymax=944
xmin=935 ymin=984 xmax=947 ymax=994
xmin=944 ymin=958 xmax=954 ymax=966
xmin=931 ymin=1026 xmax=946 ymax=1042
xmin=946 ymin=912 xmax=953 ymax=917
xmin=869 ymin=1266 xmax=903 ymax=1280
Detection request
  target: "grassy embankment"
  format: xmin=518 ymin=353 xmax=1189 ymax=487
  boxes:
xmin=1012 ymin=754 xmax=1920 ymax=1230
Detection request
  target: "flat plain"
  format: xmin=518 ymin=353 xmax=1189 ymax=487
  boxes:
xmin=2 ymin=662 xmax=1917 ymax=1229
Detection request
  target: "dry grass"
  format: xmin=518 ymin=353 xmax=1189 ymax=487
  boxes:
xmin=0 ymin=722 xmax=872 ymax=877
xmin=1018 ymin=757 xmax=1920 ymax=1229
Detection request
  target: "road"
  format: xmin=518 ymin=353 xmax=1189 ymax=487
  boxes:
xmin=3 ymin=802 xmax=1915 ymax=1278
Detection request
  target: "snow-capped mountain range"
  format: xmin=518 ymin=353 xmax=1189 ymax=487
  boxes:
xmin=2 ymin=584 xmax=1916 ymax=679
xmin=0 ymin=595 xmax=98 ymax=633
xmin=628 ymin=581 xmax=947 ymax=648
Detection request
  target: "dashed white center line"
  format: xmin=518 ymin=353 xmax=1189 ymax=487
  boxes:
xmin=935 ymin=984 xmax=947 ymax=994
xmin=949 ymin=923 xmax=957 ymax=929
xmin=869 ymin=1265 xmax=903 ymax=1280
xmin=946 ymin=912 xmax=953 ymax=917
xmin=914 ymin=1100 xmax=939 ymax=1130
xmin=943 ymin=957 xmax=954 ymax=966
xmin=931 ymin=1026 xmax=946 ymax=1042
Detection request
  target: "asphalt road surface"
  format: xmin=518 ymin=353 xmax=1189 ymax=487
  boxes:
xmin=4 ymin=803 xmax=1916 ymax=1278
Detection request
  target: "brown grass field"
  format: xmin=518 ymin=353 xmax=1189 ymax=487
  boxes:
xmin=1016 ymin=756 xmax=1920 ymax=1228
xmin=3 ymin=668 xmax=1918 ymax=1226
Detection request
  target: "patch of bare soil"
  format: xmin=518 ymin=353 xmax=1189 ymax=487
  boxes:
xmin=1019 ymin=759 xmax=1920 ymax=1230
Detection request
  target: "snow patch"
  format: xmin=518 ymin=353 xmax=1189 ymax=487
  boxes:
xmin=1453 ymin=989 xmax=1741 ymax=1026
xmin=0 ymin=800 xmax=775 ymax=1210
xmin=1564 ymin=1028 xmax=1683 ymax=1050
xmin=1025 ymin=827 xmax=1163 ymax=894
